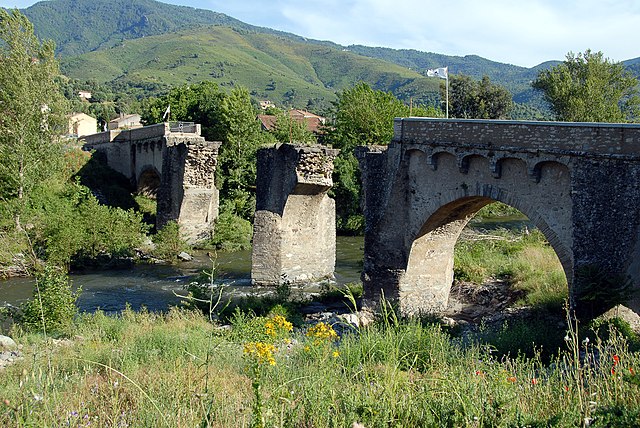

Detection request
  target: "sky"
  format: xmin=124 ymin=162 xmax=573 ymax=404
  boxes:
xmin=1 ymin=0 xmax=639 ymax=67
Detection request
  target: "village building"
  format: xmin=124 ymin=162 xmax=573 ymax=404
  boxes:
xmin=257 ymin=109 xmax=326 ymax=135
xmin=68 ymin=112 xmax=98 ymax=137
xmin=108 ymin=113 xmax=142 ymax=131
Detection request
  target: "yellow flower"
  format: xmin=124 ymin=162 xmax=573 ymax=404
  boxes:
xmin=306 ymin=322 xmax=338 ymax=343
xmin=244 ymin=342 xmax=277 ymax=366
xmin=332 ymin=351 xmax=340 ymax=358
xmin=265 ymin=315 xmax=293 ymax=337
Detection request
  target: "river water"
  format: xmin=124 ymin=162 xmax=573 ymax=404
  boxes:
xmin=0 ymin=236 xmax=365 ymax=313
xmin=0 ymin=217 xmax=530 ymax=313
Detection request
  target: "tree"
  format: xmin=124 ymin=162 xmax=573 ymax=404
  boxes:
xmin=217 ymin=86 xmax=266 ymax=220
xmin=532 ymin=49 xmax=640 ymax=122
xmin=0 ymin=9 xmax=69 ymax=229
xmin=326 ymin=82 xmax=441 ymax=233
xmin=446 ymin=74 xmax=513 ymax=119
xmin=140 ymin=81 xmax=225 ymax=141
xmin=269 ymin=110 xmax=316 ymax=145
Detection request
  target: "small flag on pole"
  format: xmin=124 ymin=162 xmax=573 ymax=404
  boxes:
xmin=426 ymin=67 xmax=448 ymax=79
xmin=426 ymin=66 xmax=449 ymax=118
xmin=162 ymin=105 xmax=171 ymax=121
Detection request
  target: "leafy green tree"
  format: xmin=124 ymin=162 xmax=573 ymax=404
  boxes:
xmin=217 ymin=86 xmax=265 ymax=220
xmin=327 ymin=82 xmax=441 ymax=233
xmin=0 ymin=9 xmax=69 ymax=229
xmin=141 ymin=81 xmax=225 ymax=141
xmin=269 ymin=110 xmax=316 ymax=145
xmin=532 ymin=50 xmax=640 ymax=122
xmin=446 ymin=74 xmax=513 ymax=119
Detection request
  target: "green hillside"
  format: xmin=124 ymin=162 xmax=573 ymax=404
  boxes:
xmin=21 ymin=0 xmax=322 ymax=57
xmin=60 ymin=26 xmax=440 ymax=108
xmin=18 ymin=0 xmax=640 ymax=114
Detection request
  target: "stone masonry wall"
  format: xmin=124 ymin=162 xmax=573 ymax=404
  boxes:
xmin=252 ymin=144 xmax=339 ymax=285
xmin=360 ymin=118 xmax=640 ymax=316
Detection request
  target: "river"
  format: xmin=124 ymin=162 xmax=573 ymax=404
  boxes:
xmin=0 ymin=217 xmax=530 ymax=313
xmin=0 ymin=236 xmax=365 ymax=313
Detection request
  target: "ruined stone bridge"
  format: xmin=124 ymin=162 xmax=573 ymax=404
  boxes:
xmin=83 ymin=123 xmax=221 ymax=243
xmin=355 ymin=118 xmax=640 ymax=317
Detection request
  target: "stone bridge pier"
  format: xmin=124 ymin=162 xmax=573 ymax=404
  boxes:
xmin=357 ymin=118 xmax=640 ymax=318
xmin=82 ymin=123 xmax=221 ymax=243
xmin=252 ymin=144 xmax=339 ymax=286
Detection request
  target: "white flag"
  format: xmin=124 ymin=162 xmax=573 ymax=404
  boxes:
xmin=426 ymin=67 xmax=448 ymax=79
xmin=162 ymin=104 xmax=171 ymax=120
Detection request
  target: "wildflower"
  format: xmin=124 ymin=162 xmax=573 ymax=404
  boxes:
xmin=564 ymin=385 xmax=569 ymax=392
xmin=306 ymin=322 xmax=338 ymax=343
xmin=475 ymin=370 xmax=484 ymax=376
xmin=265 ymin=315 xmax=293 ymax=338
xmin=332 ymin=350 xmax=340 ymax=358
xmin=304 ymin=345 xmax=310 ymax=352
xmin=613 ymin=354 xmax=620 ymax=366
xmin=630 ymin=367 xmax=635 ymax=375
xmin=3 ymin=399 xmax=10 ymax=406
xmin=531 ymin=378 xmax=538 ymax=385
xmin=244 ymin=342 xmax=277 ymax=366
xmin=506 ymin=376 xmax=517 ymax=383
xmin=611 ymin=367 xmax=616 ymax=376
xmin=582 ymin=337 xmax=590 ymax=345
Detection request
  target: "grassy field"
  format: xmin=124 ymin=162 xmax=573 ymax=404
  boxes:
xmin=1 ymin=303 xmax=640 ymax=427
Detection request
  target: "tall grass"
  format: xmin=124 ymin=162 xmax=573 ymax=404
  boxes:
xmin=1 ymin=307 xmax=639 ymax=427
xmin=455 ymin=228 xmax=567 ymax=309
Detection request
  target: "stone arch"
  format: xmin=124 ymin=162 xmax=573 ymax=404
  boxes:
xmin=399 ymin=188 xmax=572 ymax=314
xmin=530 ymin=160 xmax=570 ymax=183
xmin=458 ymin=154 xmax=490 ymax=174
xmin=137 ymin=165 xmax=161 ymax=198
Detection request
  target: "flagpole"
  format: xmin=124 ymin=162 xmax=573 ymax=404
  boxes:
xmin=446 ymin=68 xmax=449 ymax=119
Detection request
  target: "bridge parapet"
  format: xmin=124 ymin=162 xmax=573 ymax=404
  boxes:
xmin=395 ymin=118 xmax=640 ymax=159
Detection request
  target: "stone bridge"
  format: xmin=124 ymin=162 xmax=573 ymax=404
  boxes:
xmin=357 ymin=118 xmax=640 ymax=317
xmin=82 ymin=123 xmax=221 ymax=243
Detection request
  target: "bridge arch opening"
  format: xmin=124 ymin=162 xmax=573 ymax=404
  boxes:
xmin=137 ymin=166 xmax=161 ymax=199
xmin=399 ymin=149 xmax=572 ymax=315
xmin=402 ymin=195 xmax=570 ymax=315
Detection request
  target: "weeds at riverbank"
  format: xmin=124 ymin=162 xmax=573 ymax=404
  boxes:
xmin=455 ymin=228 xmax=567 ymax=310
xmin=1 ymin=306 xmax=640 ymax=427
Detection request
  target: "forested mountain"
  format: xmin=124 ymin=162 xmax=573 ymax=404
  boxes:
xmin=13 ymin=0 xmax=640 ymax=114
xmin=21 ymin=0 xmax=312 ymax=57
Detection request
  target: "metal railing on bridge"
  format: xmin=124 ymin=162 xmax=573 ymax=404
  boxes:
xmin=168 ymin=121 xmax=197 ymax=133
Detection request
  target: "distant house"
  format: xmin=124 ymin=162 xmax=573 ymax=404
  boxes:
xmin=259 ymin=100 xmax=275 ymax=110
xmin=108 ymin=113 xmax=142 ymax=130
xmin=258 ymin=109 xmax=326 ymax=135
xmin=78 ymin=90 xmax=92 ymax=100
xmin=68 ymin=112 xmax=97 ymax=137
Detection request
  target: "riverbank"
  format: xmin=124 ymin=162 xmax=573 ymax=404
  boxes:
xmin=1 ymin=306 xmax=639 ymax=427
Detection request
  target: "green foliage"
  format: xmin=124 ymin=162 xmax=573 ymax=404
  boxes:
xmin=454 ymin=228 xmax=567 ymax=309
xmin=0 ymin=9 xmax=69 ymax=225
xmin=268 ymin=110 xmax=316 ymax=145
xmin=18 ymin=265 xmax=79 ymax=334
xmin=2 ymin=307 xmax=640 ymax=427
xmin=533 ymin=49 xmax=640 ymax=122
xmin=141 ymin=81 xmax=225 ymax=141
xmin=216 ymin=87 xmax=266 ymax=222
xmin=151 ymin=221 xmax=188 ymax=263
xmin=25 ymin=181 xmax=148 ymax=267
xmin=327 ymin=82 xmax=439 ymax=233
xmin=446 ymin=74 xmax=513 ymax=119
xmin=209 ymin=208 xmax=253 ymax=252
